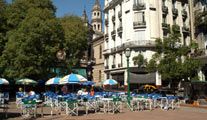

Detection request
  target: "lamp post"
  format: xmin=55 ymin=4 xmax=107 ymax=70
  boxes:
xmin=125 ymin=48 xmax=131 ymax=107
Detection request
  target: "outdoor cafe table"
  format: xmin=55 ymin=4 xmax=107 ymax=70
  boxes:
xmin=101 ymin=98 xmax=113 ymax=113
xmin=132 ymin=97 xmax=153 ymax=111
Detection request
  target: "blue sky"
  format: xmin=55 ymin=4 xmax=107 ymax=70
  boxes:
xmin=7 ymin=0 xmax=105 ymax=23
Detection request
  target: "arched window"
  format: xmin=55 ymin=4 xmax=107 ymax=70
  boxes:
xmin=94 ymin=12 xmax=96 ymax=16
xmin=99 ymin=70 xmax=101 ymax=82
xmin=99 ymin=45 xmax=102 ymax=59
xmin=98 ymin=24 xmax=100 ymax=30
xmin=97 ymin=12 xmax=100 ymax=16
xmin=94 ymin=24 xmax=96 ymax=30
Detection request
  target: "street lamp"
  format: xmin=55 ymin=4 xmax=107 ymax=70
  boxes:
xmin=125 ymin=48 xmax=131 ymax=107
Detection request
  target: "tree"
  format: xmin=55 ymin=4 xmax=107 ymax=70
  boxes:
xmin=0 ymin=0 xmax=64 ymax=80
xmin=194 ymin=10 xmax=207 ymax=28
xmin=0 ymin=0 xmax=8 ymax=56
xmin=59 ymin=15 xmax=90 ymax=71
xmin=133 ymin=54 xmax=147 ymax=68
xmin=146 ymin=25 xmax=202 ymax=89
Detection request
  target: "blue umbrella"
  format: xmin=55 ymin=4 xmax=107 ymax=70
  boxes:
xmin=80 ymin=81 xmax=96 ymax=86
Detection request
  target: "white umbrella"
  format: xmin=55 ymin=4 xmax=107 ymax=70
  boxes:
xmin=102 ymin=79 xmax=118 ymax=85
xmin=0 ymin=78 xmax=9 ymax=85
xmin=59 ymin=74 xmax=88 ymax=85
xmin=45 ymin=77 xmax=61 ymax=85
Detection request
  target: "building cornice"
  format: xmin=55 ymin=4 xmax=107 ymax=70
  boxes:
xmin=104 ymin=0 xmax=123 ymax=13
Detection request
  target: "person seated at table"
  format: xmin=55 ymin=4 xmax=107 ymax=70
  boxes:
xmin=82 ymin=88 xmax=88 ymax=96
xmin=90 ymin=88 xmax=95 ymax=96
xmin=77 ymin=88 xmax=83 ymax=96
xmin=61 ymin=85 xmax=68 ymax=95
xmin=29 ymin=90 xmax=35 ymax=96
xmin=19 ymin=87 xmax=23 ymax=93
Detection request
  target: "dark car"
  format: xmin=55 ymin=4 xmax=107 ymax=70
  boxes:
xmin=152 ymin=89 xmax=174 ymax=97
xmin=93 ymin=86 xmax=103 ymax=92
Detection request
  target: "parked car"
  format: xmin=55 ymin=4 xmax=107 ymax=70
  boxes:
xmin=152 ymin=89 xmax=174 ymax=97
xmin=93 ymin=86 xmax=103 ymax=92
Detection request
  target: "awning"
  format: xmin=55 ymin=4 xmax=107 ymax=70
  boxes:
xmin=73 ymin=68 xmax=87 ymax=79
xmin=129 ymin=72 xmax=155 ymax=84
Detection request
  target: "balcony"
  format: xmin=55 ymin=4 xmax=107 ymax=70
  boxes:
xmin=112 ymin=15 xmax=115 ymax=23
xmin=162 ymin=23 xmax=170 ymax=30
xmin=182 ymin=25 xmax=190 ymax=34
xmin=118 ymin=11 xmax=122 ymax=19
xmin=120 ymin=40 xmax=156 ymax=48
xmin=111 ymin=30 xmax=116 ymax=39
xmin=104 ymin=33 xmax=109 ymax=40
xmin=105 ymin=66 xmax=109 ymax=69
xmin=103 ymin=49 xmax=110 ymax=55
xmin=133 ymin=21 xmax=146 ymax=28
xmin=172 ymin=8 xmax=178 ymax=17
xmin=182 ymin=9 xmax=187 ymax=19
xmin=118 ymin=63 xmax=123 ymax=68
xmin=111 ymin=47 xmax=117 ymax=53
xmin=162 ymin=5 xmax=168 ymax=14
xmin=105 ymin=19 xmax=109 ymax=26
xmin=117 ymin=26 xmax=123 ymax=35
xmin=112 ymin=64 xmax=116 ymax=69
xmin=133 ymin=3 xmax=146 ymax=11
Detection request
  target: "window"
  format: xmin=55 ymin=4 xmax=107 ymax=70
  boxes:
xmin=173 ymin=17 xmax=176 ymax=25
xmin=99 ymin=70 xmax=101 ymax=82
xmin=99 ymin=45 xmax=102 ymax=59
xmin=97 ymin=12 xmax=99 ymax=16
xmin=163 ymin=15 xmax=167 ymax=23
xmin=162 ymin=0 xmax=166 ymax=6
xmin=94 ymin=24 xmax=96 ymax=30
xmin=120 ymin=54 xmax=123 ymax=67
xmin=106 ymin=41 xmax=109 ymax=49
xmin=107 ymin=73 xmax=110 ymax=79
xmin=134 ymin=0 xmax=145 ymax=5
xmin=134 ymin=12 xmax=145 ymax=23
xmin=172 ymin=0 xmax=176 ymax=8
xmin=113 ymin=55 xmax=116 ymax=65
xmin=94 ymin=12 xmax=96 ymax=16
xmin=106 ymin=57 xmax=109 ymax=66
xmin=98 ymin=24 xmax=100 ymax=30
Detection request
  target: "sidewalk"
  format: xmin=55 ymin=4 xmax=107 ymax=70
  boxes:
xmin=1 ymin=102 xmax=207 ymax=120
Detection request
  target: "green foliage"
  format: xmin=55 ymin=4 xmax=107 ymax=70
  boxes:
xmin=133 ymin=54 xmax=147 ymax=68
xmin=194 ymin=10 xmax=207 ymax=27
xmin=147 ymin=26 xmax=202 ymax=87
xmin=0 ymin=0 xmax=63 ymax=80
xmin=0 ymin=0 xmax=92 ymax=82
xmin=59 ymin=15 xmax=90 ymax=71
xmin=0 ymin=0 xmax=8 ymax=56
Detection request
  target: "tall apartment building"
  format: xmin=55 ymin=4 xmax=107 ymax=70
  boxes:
xmin=103 ymin=0 xmax=191 ymax=90
xmin=189 ymin=0 xmax=207 ymax=81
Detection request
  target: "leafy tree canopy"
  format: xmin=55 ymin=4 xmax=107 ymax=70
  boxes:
xmin=59 ymin=15 xmax=90 ymax=71
xmin=0 ymin=0 xmax=63 ymax=80
xmin=146 ymin=25 xmax=202 ymax=87
xmin=133 ymin=54 xmax=147 ymax=68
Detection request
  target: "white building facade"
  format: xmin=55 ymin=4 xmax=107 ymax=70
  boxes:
xmin=103 ymin=0 xmax=191 ymax=90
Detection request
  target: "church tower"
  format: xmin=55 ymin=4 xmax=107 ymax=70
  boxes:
xmin=82 ymin=9 xmax=89 ymax=27
xmin=91 ymin=0 xmax=102 ymax=33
